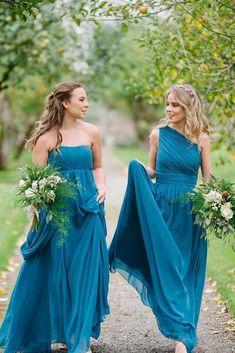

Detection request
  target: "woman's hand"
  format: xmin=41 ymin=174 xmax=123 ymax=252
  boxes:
xmin=135 ymin=159 xmax=155 ymax=178
xmin=97 ymin=185 xmax=106 ymax=203
xmin=146 ymin=166 xmax=156 ymax=178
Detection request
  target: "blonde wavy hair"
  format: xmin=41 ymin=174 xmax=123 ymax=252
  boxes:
xmin=25 ymin=81 xmax=82 ymax=151
xmin=158 ymin=84 xmax=209 ymax=145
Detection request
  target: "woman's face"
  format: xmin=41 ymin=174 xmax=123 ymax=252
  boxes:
xmin=165 ymin=92 xmax=186 ymax=124
xmin=64 ymin=87 xmax=89 ymax=119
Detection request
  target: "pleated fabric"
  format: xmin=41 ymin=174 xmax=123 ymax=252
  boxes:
xmin=0 ymin=146 xmax=110 ymax=353
xmin=109 ymin=126 xmax=207 ymax=353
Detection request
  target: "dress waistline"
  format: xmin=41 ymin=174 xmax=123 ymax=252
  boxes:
xmin=156 ymin=173 xmax=197 ymax=185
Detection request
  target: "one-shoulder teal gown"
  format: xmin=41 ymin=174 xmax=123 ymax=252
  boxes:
xmin=0 ymin=146 xmax=110 ymax=353
xmin=109 ymin=126 xmax=207 ymax=353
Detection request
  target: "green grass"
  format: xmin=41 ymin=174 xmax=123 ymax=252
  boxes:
xmin=0 ymin=151 xmax=31 ymax=270
xmin=0 ymin=150 xmax=32 ymax=184
xmin=207 ymin=237 xmax=235 ymax=315
xmin=115 ymin=144 xmax=149 ymax=165
xmin=0 ymin=184 xmax=27 ymax=271
xmin=115 ymin=144 xmax=235 ymax=316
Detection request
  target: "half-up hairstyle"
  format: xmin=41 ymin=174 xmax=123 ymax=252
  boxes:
xmin=26 ymin=81 xmax=82 ymax=151
xmin=158 ymin=84 xmax=209 ymax=146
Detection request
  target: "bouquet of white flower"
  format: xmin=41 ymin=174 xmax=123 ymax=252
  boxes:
xmin=187 ymin=175 xmax=235 ymax=249
xmin=16 ymin=164 xmax=77 ymax=246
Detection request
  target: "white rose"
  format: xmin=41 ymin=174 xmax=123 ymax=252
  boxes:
xmin=39 ymin=178 xmax=47 ymax=189
xmin=220 ymin=202 xmax=233 ymax=221
xmin=19 ymin=179 xmax=26 ymax=188
xmin=25 ymin=188 xmax=35 ymax=198
xmin=205 ymin=190 xmax=222 ymax=203
xmin=32 ymin=181 xmax=38 ymax=190
xmin=54 ymin=176 xmax=62 ymax=184
xmin=47 ymin=175 xmax=62 ymax=184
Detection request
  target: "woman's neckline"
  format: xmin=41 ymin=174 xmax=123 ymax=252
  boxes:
xmin=166 ymin=125 xmax=198 ymax=146
xmin=59 ymin=144 xmax=91 ymax=148
xmin=49 ymin=145 xmax=91 ymax=153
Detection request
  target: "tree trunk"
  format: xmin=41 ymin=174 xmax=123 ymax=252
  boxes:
xmin=0 ymin=121 xmax=6 ymax=170
xmin=0 ymin=94 xmax=13 ymax=170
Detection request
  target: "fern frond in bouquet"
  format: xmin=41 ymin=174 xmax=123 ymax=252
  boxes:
xmin=16 ymin=164 xmax=78 ymax=246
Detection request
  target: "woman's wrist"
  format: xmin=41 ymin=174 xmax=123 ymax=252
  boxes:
xmin=97 ymin=183 xmax=106 ymax=191
xmin=96 ymin=184 xmax=106 ymax=203
xmin=146 ymin=166 xmax=156 ymax=178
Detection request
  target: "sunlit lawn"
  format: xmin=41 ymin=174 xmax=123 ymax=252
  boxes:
xmin=115 ymin=144 xmax=235 ymax=316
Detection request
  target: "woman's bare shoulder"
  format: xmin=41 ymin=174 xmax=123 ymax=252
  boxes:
xmin=150 ymin=127 xmax=160 ymax=141
xmin=199 ymin=132 xmax=210 ymax=146
xmin=82 ymin=121 xmax=101 ymax=137
xmin=34 ymin=129 xmax=57 ymax=151
xmin=151 ymin=126 xmax=160 ymax=135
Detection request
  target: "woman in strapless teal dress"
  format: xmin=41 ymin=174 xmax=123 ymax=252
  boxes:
xmin=109 ymin=84 xmax=211 ymax=353
xmin=0 ymin=82 xmax=109 ymax=353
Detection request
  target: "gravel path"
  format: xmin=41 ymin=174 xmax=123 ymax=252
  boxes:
xmin=0 ymin=147 xmax=234 ymax=353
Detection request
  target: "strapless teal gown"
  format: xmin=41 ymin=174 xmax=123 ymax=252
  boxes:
xmin=109 ymin=126 xmax=207 ymax=353
xmin=0 ymin=146 xmax=110 ymax=353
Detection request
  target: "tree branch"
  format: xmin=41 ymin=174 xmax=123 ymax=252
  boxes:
xmin=175 ymin=1 xmax=234 ymax=39
xmin=0 ymin=0 xmax=14 ymax=5
xmin=215 ymin=0 xmax=235 ymax=11
xmin=201 ymin=64 xmax=234 ymax=77
xmin=176 ymin=1 xmax=235 ymax=39
xmin=177 ymin=28 xmax=194 ymax=75
xmin=0 ymin=62 xmax=16 ymax=91
xmin=81 ymin=5 xmax=173 ymax=22
xmin=204 ymin=85 xmax=234 ymax=94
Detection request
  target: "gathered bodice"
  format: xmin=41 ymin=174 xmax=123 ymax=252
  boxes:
xmin=156 ymin=126 xmax=201 ymax=186
xmin=46 ymin=145 xmax=100 ymax=216
xmin=48 ymin=145 xmax=93 ymax=172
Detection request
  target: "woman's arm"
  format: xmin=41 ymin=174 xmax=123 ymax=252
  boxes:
xmin=91 ymin=126 xmax=106 ymax=203
xmin=32 ymin=134 xmax=51 ymax=166
xmin=200 ymin=133 xmax=211 ymax=183
xmin=146 ymin=128 xmax=159 ymax=178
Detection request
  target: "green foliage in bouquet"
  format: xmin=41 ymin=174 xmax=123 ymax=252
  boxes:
xmin=187 ymin=175 xmax=235 ymax=249
xmin=15 ymin=164 xmax=78 ymax=246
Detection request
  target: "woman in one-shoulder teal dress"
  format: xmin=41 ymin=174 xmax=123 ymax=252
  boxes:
xmin=0 ymin=82 xmax=109 ymax=353
xmin=109 ymin=84 xmax=211 ymax=353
